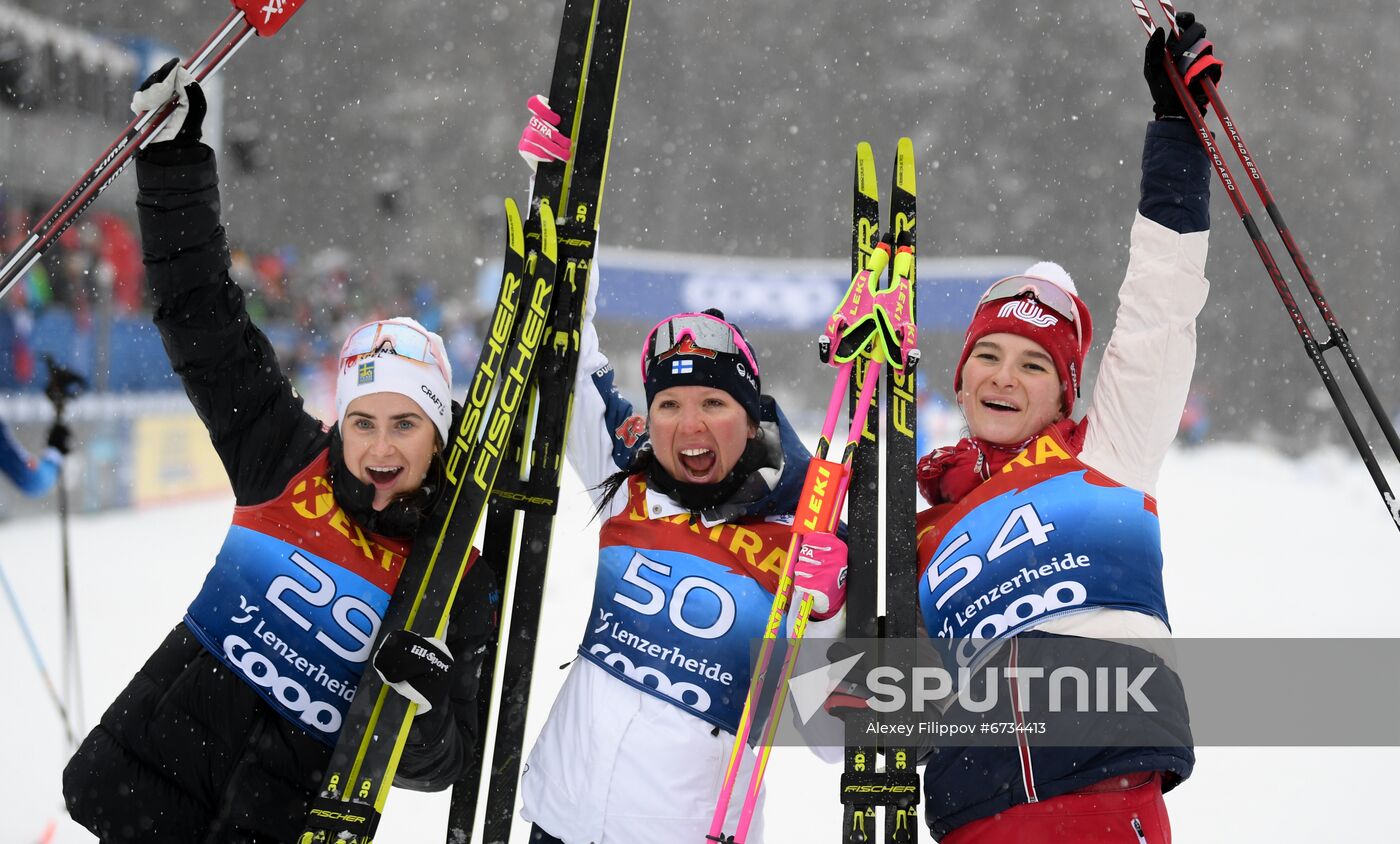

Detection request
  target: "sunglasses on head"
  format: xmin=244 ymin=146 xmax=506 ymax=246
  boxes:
xmin=340 ymin=319 xmax=449 ymax=382
xmin=640 ymin=312 xmax=760 ymax=380
xmin=977 ymin=275 xmax=1083 ymax=349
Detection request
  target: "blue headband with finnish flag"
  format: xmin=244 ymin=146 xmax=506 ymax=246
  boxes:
xmin=641 ymin=309 xmax=763 ymax=421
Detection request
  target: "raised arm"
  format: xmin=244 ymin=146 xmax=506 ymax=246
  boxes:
xmin=133 ymin=64 xmax=323 ymax=504
xmin=1080 ymin=22 xmax=1219 ymax=495
xmin=564 ymin=262 xmax=649 ymax=516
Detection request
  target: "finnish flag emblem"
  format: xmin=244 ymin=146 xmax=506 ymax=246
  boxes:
xmin=671 ymin=359 xmax=694 ymax=374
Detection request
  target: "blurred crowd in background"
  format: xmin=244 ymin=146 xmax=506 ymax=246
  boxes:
xmin=0 ymin=206 xmax=491 ymax=419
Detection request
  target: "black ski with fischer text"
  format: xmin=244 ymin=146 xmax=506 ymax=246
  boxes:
xmin=444 ymin=0 xmax=633 ymax=841
xmin=882 ymin=137 xmax=922 ymax=844
xmin=840 ymin=139 xmax=921 ymax=844
xmin=842 ymin=141 xmax=883 ymax=844
xmin=297 ymin=197 xmax=559 ymax=844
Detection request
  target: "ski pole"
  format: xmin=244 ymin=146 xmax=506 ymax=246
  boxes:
xmin=731 ymin=239 xmax=917 ymax=844
xmin=43 ymin=356 xmax=89 ymax=741
xmin=56 ymin=461 xmax=83 ymax=740
xmin=706 ymin=244 xmax=890 ymax=844
xmin=709 ymin=230 xmax=916 ymax=843
xmin=1153 ymin=0 xmax=1400 ymax=486
xmin=0 ymin=0 xmax=308 ymax=303
xmin=0 ymin=560 xmax=77 ymax=748
xmin=705 ymin=361 xmax=868 ymax=844
xmin=1127 ymin=0 xmax=1400 ymax=531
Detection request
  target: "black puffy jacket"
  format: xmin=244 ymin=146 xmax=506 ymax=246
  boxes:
xmin=62 ymin=143 xmax=497 ymax=843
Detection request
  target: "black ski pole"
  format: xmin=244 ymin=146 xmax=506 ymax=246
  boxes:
xmin=1152 ymin=0 xmax=1400 ymax=472
xmin=1127 ymin=0 xmax=1400 ymax=532
xmin=43 ymin=356 xmax=88 ymax=742
xmin=0 ymin=0 xmax=308 ymax=303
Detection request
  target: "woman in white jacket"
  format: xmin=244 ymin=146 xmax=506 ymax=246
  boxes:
xmin=518 ymin=297 xmax=813 ymax=843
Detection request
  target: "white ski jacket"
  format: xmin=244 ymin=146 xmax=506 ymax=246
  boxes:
xmin=518 ymin=280 xmax=775 ymax=844
xmin=1031 ymin=208 xmax=1210 ymax=643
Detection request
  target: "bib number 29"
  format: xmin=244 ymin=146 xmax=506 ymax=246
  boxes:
xmin=267 ymin=552 xmax=380 ymax=662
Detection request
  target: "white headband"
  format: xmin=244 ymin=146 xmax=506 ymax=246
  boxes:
xmin=335 ymin=341 xmax=452 ymax=443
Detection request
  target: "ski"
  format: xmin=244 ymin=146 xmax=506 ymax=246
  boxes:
xmin=444 ymin=1 xmax=602 ymax=837
xmin=444 ymin=0 xmax=633 ymax=840
xmin=841 ymin=141 xmax=883 ymax=844
xmin=297 ymin=197 xmax=558 ymax=844
xmin=706 ymin=193 xmax=915 ymax=842
xmin=882 ymin=137 xmax=921 ymax=844
xmin=0 ymin=0 xmax=306 ymax=302
xmin=838 ymin=139 xmax=921 ymax=843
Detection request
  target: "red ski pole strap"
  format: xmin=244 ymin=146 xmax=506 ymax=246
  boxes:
xmin=231 ymin=0 xmax=308 ymax=37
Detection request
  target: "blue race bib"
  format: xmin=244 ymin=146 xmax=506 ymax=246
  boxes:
xmin=186 ymin=525 xmax=390 ymax=744
xmin=919 ymin=466 xmax=1168 ymax=671
xmin=580 ymin=544 xmax=776 ymax=733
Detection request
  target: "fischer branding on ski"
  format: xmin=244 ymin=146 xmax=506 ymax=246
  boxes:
xmin=842 ymin=141 xmax=884 ymax=844
xmin=445 ymin=1 xmax=634 ymax=842
xmin=880 ymin=136 xmax=921 ymax=844
xmin=706 ymin=141 xmax=918 ymax=844
xmin=835 ymin=139 xmax=922 ymax=844
xmin=297 ymin=199 xmax=558 ymax=844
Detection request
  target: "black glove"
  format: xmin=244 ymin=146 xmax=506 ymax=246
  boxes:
xmin=132 ymin=57 xmax=207 ymax=147
xmin=1144 ymin=11 xmax=1225 ymax=120
xmin=46 ymin=421 xmax=72 ymax=456
xmin=817 ymin=641 xmax=877 ymax=721
xmin=42 ymin=356 xmax=87 ymax=412
xmin=373 ymin=629 xmax=454 ymax=714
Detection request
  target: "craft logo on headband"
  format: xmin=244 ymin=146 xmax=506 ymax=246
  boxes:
xmin=335 ymin=317 xmax=454 ymax=445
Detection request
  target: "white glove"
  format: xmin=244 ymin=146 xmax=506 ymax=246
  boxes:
xmin=131 ymin=60 xmax=199 ymax=146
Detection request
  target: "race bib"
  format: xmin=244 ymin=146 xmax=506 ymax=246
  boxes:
xmin=580 ymin=545 xmax=776 ymax=733
xmin=919 ymin=461 xmax=1168 ymax=671
xmin=186 ymin=525 xmax=391 ymax=744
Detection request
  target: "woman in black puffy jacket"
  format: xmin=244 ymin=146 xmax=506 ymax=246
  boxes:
xmin=62 ymin=62 xmax=496 ymax=843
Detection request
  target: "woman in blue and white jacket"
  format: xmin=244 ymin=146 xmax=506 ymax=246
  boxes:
xmin=516 ymin=278 xmax=811 ymax=841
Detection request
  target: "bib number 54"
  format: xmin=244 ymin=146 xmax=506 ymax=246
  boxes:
xmin=928 ymin=503 xmax=1056 ymax=610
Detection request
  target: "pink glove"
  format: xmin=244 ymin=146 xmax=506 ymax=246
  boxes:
xmin=517 ymin=94 xmax=572 ymax=170
xmin=793 ymin=532 xmax=848 ymax=621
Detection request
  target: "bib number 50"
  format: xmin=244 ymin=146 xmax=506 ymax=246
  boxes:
xmin=613 ymin=553 xmax=736 ymax=640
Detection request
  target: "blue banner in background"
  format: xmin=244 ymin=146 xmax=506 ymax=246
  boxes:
xmin=477 ymin=248 xmax=1032 ymax=332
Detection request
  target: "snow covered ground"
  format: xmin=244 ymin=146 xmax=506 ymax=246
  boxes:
xmin=2 ymin=441 xmax=1397 ymax=843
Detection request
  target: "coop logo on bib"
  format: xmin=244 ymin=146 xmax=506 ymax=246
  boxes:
xmin=580 ymin=546 xmax=774 ymax=733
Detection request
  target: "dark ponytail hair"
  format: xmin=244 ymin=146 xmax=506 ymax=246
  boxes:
xmin=591 ymin=447 xmax=654 ymax=522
